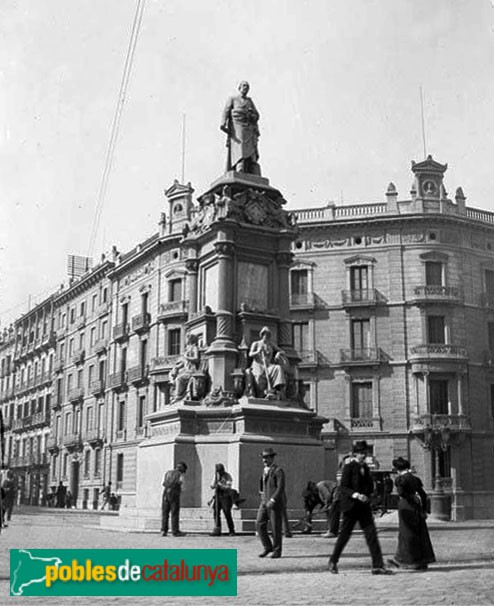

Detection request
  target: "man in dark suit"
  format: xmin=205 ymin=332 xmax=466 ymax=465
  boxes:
xmin=161 ymin=461 xmax=188 ymax=537
xmin=329 ymin=441 xmax=393 ymax=575
xmin=256 ymin=447 xmax=286 ymax=559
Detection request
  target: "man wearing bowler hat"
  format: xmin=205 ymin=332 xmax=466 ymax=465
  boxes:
xmin=329 ymin=441 xmax=393 ymax=575
xmin=256 ymin=447 xmax=286 ymax=558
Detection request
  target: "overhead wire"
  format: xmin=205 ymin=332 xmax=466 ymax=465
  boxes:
xmin=87 ymin=0 xmax=147 ymax=257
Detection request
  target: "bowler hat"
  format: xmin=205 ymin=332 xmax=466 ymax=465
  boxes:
xmin=352 ymin=440 xmax=371 ymax=454
xmin=392 ymin=457 xmax=410 ymax=471
xmin=260 ymin=447 xmax=277 ymax=458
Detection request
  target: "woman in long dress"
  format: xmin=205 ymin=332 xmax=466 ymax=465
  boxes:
xmin=389 ymin=457 xmax=436 ymax=571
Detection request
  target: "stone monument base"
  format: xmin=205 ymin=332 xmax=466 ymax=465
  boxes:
xmin=108 ymin=400 xmax=327 ymax=532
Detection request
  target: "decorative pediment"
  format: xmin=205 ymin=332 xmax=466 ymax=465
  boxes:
xmin=411 ymin=155 xmax=448 ymax=175
xmin=164 ymin=180 xmax=194 ymax=200
xmin=344 ymin=255 xmax=377 ymax=266
xmin=419 ymin=251 xmax=449 ymax=262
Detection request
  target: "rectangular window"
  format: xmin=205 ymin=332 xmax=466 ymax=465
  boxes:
xmin=351 ymin=382 xmax=373 ymax=418
xmin=293 ymin=322 xmax=309 ymax=352
xmin=425 ymin=262 xmax=443 ymax=286
xmin=168 ymin=329 xmax=181 ymax=356
xmin=141 ymin=292 xmax=149 ymax=315
xmin=429 ymin=379 xmax=449 ymax=414
xmin=102 ymin=287 xmax=108 ymax=303
xmin=350 ymin=266 xmax=368 ymax=292
xmin=70 ymin=308 xmax=75 ymax=324
xmin=63 ymin=453 xmax=68 ymax=476
xmin=351 ymin=319 xmax=370 ymax=352
xmin=121 ymin=303 xmax=129 ymax=326
xmin=101 ymin=320 xmax=107 ymax=339
xmin=291 ymin=270 xmax=308 ymax=295
xmin=77 ymin=369 xmax=83 ymax=388
xmin=94 ymin=448 xmax=101 ymax=475
xmin=84 ymin=450 xmax=90 ymax=476
xmin=88 ymin=365 xmax=94 ymax=389
xmin=67 ymin=374 xmax=73 ymax=396
xmin=120 ymin=347 xmax=127 ymax=373
xmin=140 ymin=340 xmax=148 ymax=370
xmin=116 ymin=453 xmax=124 ymax=483
xmin=64 ymin=411 xmax=71 ymax=435
xmin=488 ymin=322 xmax=494 ymax=354
xmin=137 ymin=396 xmax=145 ymax=428
xmin=427 ymin=316 xmax=446 ymax=344
xmin=80 ymin=301 xmax=86 ymax=317
xmin=69 ymin=339 xmax=74 ymax=356
xmin=92 ymin=293 xmax=98 ymax=311
xmin=79 ymin=332 xmax=85 ymax=349
xmin=118 ymin=401 xmax=125 ymax=432
xmin=169 ymin=279 xmax=182 ymax=302
xmin=86 ymin=406 xmax=93 ymax=431
xmin=90 ymin=327 xmax=96 ymax=347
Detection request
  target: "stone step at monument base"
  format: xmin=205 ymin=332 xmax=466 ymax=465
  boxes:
xmin=99 ymin=506 xmax=327 ymax=534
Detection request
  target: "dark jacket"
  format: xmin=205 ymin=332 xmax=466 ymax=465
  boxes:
xmin=395 ymin=472 xmax=428 ymax=514
xmin=338 ymin=459 xmax=374 ymax=512
xmin=259 ymin=464 xmax=286 ymax=509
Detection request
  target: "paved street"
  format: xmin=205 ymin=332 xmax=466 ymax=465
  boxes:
xmin=1 ymin=509 xmax=493 ymax=605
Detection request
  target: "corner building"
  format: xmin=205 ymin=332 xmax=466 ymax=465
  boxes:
xmin=291 ymin=156 xmax=494 ymax=520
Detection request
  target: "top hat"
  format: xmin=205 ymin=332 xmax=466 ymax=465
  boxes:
xmin=352 ymin=440 xmax=371 ymax=454
xmin=392 ymin=457 xmax=410 ymax=471
xmin=260 ymin=447 xmax=277 ymax=458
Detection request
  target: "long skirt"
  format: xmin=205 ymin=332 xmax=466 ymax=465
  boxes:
xmin=395 ymin=503 xmax=436 ymax=569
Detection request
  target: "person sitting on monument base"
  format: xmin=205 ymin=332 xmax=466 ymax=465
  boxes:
xmin=169 ymin=334 xmax=201 ymax=403
xmin=247 ymin=327 xmax=288 ymax=399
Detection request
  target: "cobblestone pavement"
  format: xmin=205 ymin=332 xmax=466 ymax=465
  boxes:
xmin=1 ymin=510 xmax=493 ymax=605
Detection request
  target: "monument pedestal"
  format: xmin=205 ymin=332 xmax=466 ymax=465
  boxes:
xmin=112 ymin=400 xmax=327 ymax=531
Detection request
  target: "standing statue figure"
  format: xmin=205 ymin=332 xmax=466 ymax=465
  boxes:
xmin=248 ymin=327 xmax=288 ymax=399
xmin=221 ymin=81 xmax=261 ymax=175
xmin=169 ymin=334 xmax=200 ymax=403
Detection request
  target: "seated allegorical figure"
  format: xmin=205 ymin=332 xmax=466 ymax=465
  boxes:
xmin=169 ymin=333 xmax=201 ymax=403
xmin=247 ymin=326 xmax=288 ymax=399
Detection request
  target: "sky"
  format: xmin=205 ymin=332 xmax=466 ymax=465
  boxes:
xmin=1 ymin=0 xmax=494 ymax=325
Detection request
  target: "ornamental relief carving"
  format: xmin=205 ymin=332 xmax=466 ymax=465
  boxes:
xmin=187 ymin=185 xmax=296 ymax=233
xmin=122 ymin=262 xmax=155 ymax=287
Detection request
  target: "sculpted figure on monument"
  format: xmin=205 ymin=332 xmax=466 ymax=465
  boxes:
xmin=169 ymin=333 xmax=201 ymax=402
xmin=221 ymin=81 xmax=261 ymax=175
xmin=247 ymin=327 xmax=288 ymax=399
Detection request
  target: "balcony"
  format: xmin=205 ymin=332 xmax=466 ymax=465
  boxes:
xmin=47 ymin=436 xmax=61 ymax=454
xmin=289 ymin=292 xmax=315 ymax=310
xmin=23 ymin=411 xmax=50 ymax=429
xmin=89 ymin=379 xmax=105 ymax=396
xmin=341 ymin=289 xmax=382 ymax=308
xmin=86 ymin=428 xmax=104 ymax=447
xmin=56 ymin=326 xmax=68 ymax=340
xmin=71 ymin=349 xmax=85 ymax=365
xmin=411 ymin=285 xmax=461 ymax=305
xmin=63 ymin=433 xmax=83 ymax=451
xmin=480 ymin=293 xmax=494 ymax=308
xmin=96 ymin=301 xmax=110 ymax=317
xmin=108 ymin=371 xmax=127 ymax=391
xmin=53 ymin=358 xmax=65 ymax=374
xmin=132 ymin=312 xmax=151 ymax=334
xmin=41 ymin=331 xmax=56 ymax=348
xmin=410 ymin=344 xmax=468 ymax=373
xmin=127 ymin=365 xmax=149 ymax=385
xmin=339 ymin=347 xmax=384 ymax=366
xmin=93 ymin=338 xmax=109 ymax=355
xmin=68 ymin=386 xmax=85 ymax=403
xmin=350 ymin=417 xmax=382 ymax=432
xmin=11 ymin=418 xmax=24 ymax=432
xmin=76 ymin=315 xmax=87 ymax=330
xmin=113 ymin=323 xmax=129 ymax=342
xmin=158 ymin=300 xmax=188 ymax=321
xmin=10 ymin=455 xmax=31 ymax=468
xmin=297 ymin=349 xmax=319 ymax=367
xmin=411 ymin=413 xmax=471 ymax=449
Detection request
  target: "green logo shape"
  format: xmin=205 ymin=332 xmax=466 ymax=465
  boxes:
xmin=10 ymin=549 xmax=237 ymax=597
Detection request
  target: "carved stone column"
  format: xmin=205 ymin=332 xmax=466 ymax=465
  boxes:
xmin=206 ymin=240 xmax=238 ymax=392
xmin=185 ymin=259 xmax=198 ymax=316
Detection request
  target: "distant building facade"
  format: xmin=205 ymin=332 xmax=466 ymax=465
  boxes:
xmin=1 ymin=158 xmax=494 ymax=519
